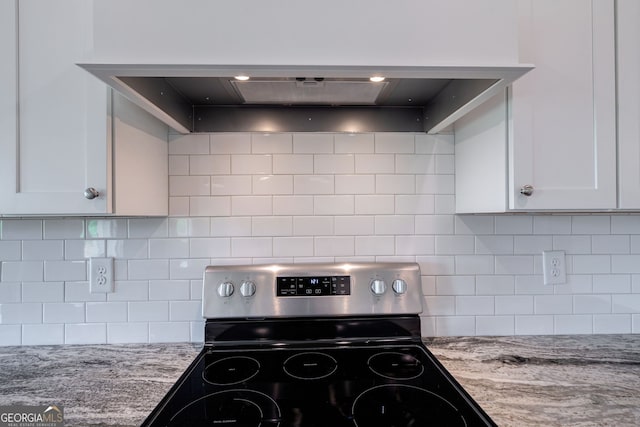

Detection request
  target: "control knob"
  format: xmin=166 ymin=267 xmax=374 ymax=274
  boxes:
xmin=392 ymin=279 xmax=407 ymax=295
xmin=370 ymin=279 xmax=386 ymax=295
xmin=240 ymin=280 xmax=256 ymax=297
xmin=217 ymin=282 xmax=234 ymax=298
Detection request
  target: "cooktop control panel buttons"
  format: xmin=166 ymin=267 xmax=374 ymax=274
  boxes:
xmin=240 ymin=280 xmax=256 ymax=297
xmin=370 ymin=279 xmax=387 ymax=295
xmin=217 ymin=282 xmax=234 ymax=298
xmin=392 ymin=279 xmax=407 ymax=295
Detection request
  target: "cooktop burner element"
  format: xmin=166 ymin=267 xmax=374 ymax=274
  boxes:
xmin=142 ymin=263 xmax=496 ymax=427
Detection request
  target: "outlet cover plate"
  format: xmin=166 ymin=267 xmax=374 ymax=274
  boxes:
xmin=542 ymin=250 xmax=566 ymax=285
xmin=90 ymin=257 xmax=114 ymax=293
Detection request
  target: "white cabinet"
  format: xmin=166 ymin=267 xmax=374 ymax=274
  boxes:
xmin=617 ymin=0 xmax=640 ymax=209
xmin=455 ymin=0 xmax=617 ymax=213
xmin=0 ymin=0 xmax=168 ymax=216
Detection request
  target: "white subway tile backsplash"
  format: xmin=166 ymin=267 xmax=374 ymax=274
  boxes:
xmin=273 ymin=155 xmax=313 ymax=174
xmin=170 ymin=259 xmax=213 ymax=280
xmin=456 ymin=296 xmax=494 ymax=315
xmin=455 ymin=216 xmax=494 ymax=235
xmin=189 ymin=196 xmax=231 ymax=217
xmin=169 ymin=134 xmax=209 ymax=154
xmin=435 ymin=155 xmax=455 ymax=174
xmin=574 ymin=295 xmax=611 ymax=314
xmin=169 ymin=218 xmax=210 ymax=237
xmin=44 ymin=261 xmax=86 ymax=282
xmin=416 ymin=256 xmax=455 ymax=275
xmin=23 ymin=283 xmax=63 ymax=302
xmin=495 ymin=216 xmax=533 ymax=235
xmin=211 ymin=133 xmax=251 ymax=154
xmin=0 ymin=241 xmax=21 ymax=261
xmin=314 ymin=196 xmax=354 ymax=215
xmin=65 ymin=240 xmax=105 ymax=260
xmin=2 ymin=261 xmax=43 ymax=282
xmin=314 ymin=236 xmax=354 ymax=257
xmin=149 ymin=239 xmax=189 ymax=259
xmin=334 ymin=133 xmax=374 ymax=153
xmin=170 ymin=176 xmax=211 ymax=196
xmin=335 ymin=175 xmax=375 ymax=194
xmin=107 ymin=239 xmax=149 ymax=259
xmin=395 ymin=236 xmax=434 ymax=256
xmin=149 ymin=280 xmax=190 ymax=301
xmin=515 ymin=315 xmax=554 ymax=335
xmin=612 ymin=294 xmax=640 ymax=313
xmin=169 ymin=197 xmax=190 ymax=216
xmin=107 ymin=322 xmax=149 ymax=344
xmin=253 ymin=175 xmax=293 ymax=195
xmin=434 ymin=195 xmax=455 ymax=215
xmin=514 ymin=236 xmax=553 ymax=255
xmin=231 ymin=238 xmax=272 ymax=257
xmin=354 ymin=236 xmax=395 ymax=256
xmin=376 ymin=175 xmax=415 ymax=194
xmin=293 ymin=134 xmax=332 ymax=153
xmin=355 ymin=195 xmax=394 ymax=215
xmin=65 ymin=324 xmax=106 ymax=344
xmin=189 ymin=238 xmax=231 ymax=258
xmin=1 ymin=220 xmax=42 ymax=240
xmin=170 ymin=301 xmax=202 ymax=321
xmin=475 ymin=236 xmax=514 ymax=255
xmin=314 ymin=154 xmax=354 ymax=174
xmin=128 ymin=260 xmax=170 ymax=280
xmin=0 ymin=303 xmax=42 ymax=324
xmin=476 ymin=276 xmax=514 ymax=295
xmin=554 ymin=315 xmax=593 ymax=334
xmin=294 ymin=175 xmax=334 ymax=194
xmin=22 ymin=324 xmax=64 ymax=345
xmin=415 ymin=134 xmax=454 ymax=154
xmin=455 ymin=255 xmax=494 ymax=275
xmin=611 ymin=216 xmax=640 ymax=234
xmin=86 ymin=302 xmax=128 ymax=322
xmin=375 ymin=216 xmax=414 ymax=235
xmin=0 ymin=283 xmax=21 ymax=303
xmin=169 ymin=155 xmax=189 ymax=175
xmin=293 ymin=217 xmax=332 ymax=236
xmin=232 ymin=155 xmax=272 ymax=174
xmin=273 ymin=237 xmax=314 ymax=257
xmin=211 ymin=176 xmax=252 ymax=195
xmin=395 ymin=195 xmax=434 ymax=215
xmin=436 ymin=316 xmax=475 ymax=336
xmin=415 ymin=215 xmax=454 ymax=235
xmin=592 ymin=235 xmax=630 ymax=254
xmin=435 ymin=276 xmax=475 ymax=295
xmin=476 ymin=316 xmax=514 ymax=335
xmin=395 ymin=155 xmax=435 ymax=174
xmin=533 ymin=216 xmax=572 ymax=235
xmin=375 ymin=133 xmax=414 ymax=153
xmin=43 ymin=303 xmax=84 ymax=323
xmin=415 ymin=175 xmax=455 ymax=195
xmin=572 ymin=215 xmax=610 ymax=234
xmin=272 ymin=196 xmax=314 ymax=215
xmin=354 ymin=154 xmax=394 ymax=174
xmin=573 ymin=255 xmax=611 ymax=274
xmin=107 ymin=281 xmax=149 ymax=302
xmin=435 ymin=236 xmax=474 ymax=255
xmin=495 ymin=296 xmax=534 ymax=315
xmin=495 ymin=256 xmax=534 ymax=275
xmin=534 ymin=295 xmax=572 ymax=315
xmin=0 ymin=325 xmax=21 ymax=346
xmin=43 ymin=219 xmax=85 ymax=239
xmin=65 ymin=282 xmax=105 ymax=303
xmin=189 ymin=155 xmax=231 ymax=175
xmin=232 ymin=196 xmax=273 ymax=216
xmin=593 ymin=275 xmax=631 ymax=293
xmin=22 ymin=240 xmax=63 ymax=260
xmin=129 ymin=301 xmax=169 ymax=322
xmin=593 ymin=314 xmax=631 ymax=333
xmin=334 ymin=216 xmax=374 ymax=236
xmin=149 ymin=322 xmax=190 ymax=343
xmin=423 ymin=296 xmax=456 ymax=315
xmin=553 ymin=236 xmax=592 ymax=254
xmin=252 ymin=217 xmax=293 ymax=236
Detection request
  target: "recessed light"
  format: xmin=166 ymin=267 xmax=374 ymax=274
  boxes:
xmin=369 ymin=76 xmax=385 ymax=83
xmin=234 ymin=75 xmax=250 ymax=81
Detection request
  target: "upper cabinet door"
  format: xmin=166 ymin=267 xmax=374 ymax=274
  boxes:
xmin=509 ymin=0 xmax=617 ymax=210
xmin=617 ymin=0 xmax=640 ymax=209
xmin=0 ymin=0 xmax=109 ymax=215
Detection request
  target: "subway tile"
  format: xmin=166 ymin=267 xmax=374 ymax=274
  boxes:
xmin=189 ymin=155 xmax=231 ymax=175
xmin=515 ymin=315 xmax=554 ymax=335
xmin=314 ymin=154 xmax=354 ymax=174
xmin=149 ymin=322 xmax=191 ymax=343
xmin=395 ymin=195 xmax=434 ymax=215
xmin=272 ymin=196 xmax=314 ymax=215
xmin=86 ymin=219 xmax=127 ymax=239
xmin=231 ymin=238 xmax=272 ymax=257
xmin=253 ymin=175 xmax=293 ymax=195
xmin=149 ymin=280 xmax=190 ymax=301
xmin=515 ymin=275 xmax=551 ymax=295
xmin=211 ymin=176 xmax=252 ymax=195
xmin=0 ymin=303 xmax=42 ymax=324
xmin=107 ymin=281 xmax=149 ymax=302
xmin=128 ymin=260 xmax=169 ymax=280
xmin=573 ymin=255 xmax=611 ymax=274
xmin=434 ymin=195 xmax=456 ymax=214
xmin=169 ymin=134 xmax=209 ymax=154
xmin=0 ymin=283 xmax=21 ymax=303
xmin=65 ymin=324 xmax=106 ymax=344
xmin=314 ymin=195 xmax=354 ymax=215
xmin=1 ymin=261 xmax=43 ymax=282
xmin=0 ymin=241 xmax=21 ymax=261
xmin=534 ymin=295 xmax=572 ymax=315
xmin=375 ymin=216 xmax=414 ymax=235
xmin=191 ymin=280 xmax=203 ymax=301
xmin=421 ymin=276 xmax=436 ymax=295
xmin=273 ymin=237 xmax=314 ymax=257
xmin=23 ymin=282 xmax=63 ymax=302
xmin=552 ymin=236 xmax=591 ymax=254
xmin=495 ymin=216 xmax=533 ymax=235
xmin=128 ymin=301 xmax=169 ymax=322
xmin=416 ymin=256 xmax=455 ymax=275
xmin=149 ymin=239 xmax=189 ymax=259
xmin=456 ymin=296 xmax=494 ymax=315
xmin=169 ymin=197 xmax=190 ymax=216
xmin=334 ymin=216 xmax=374 ymax=236
xmin=533 ymin=216 xmax=572 ymax=235
xmin=252 ymin=133 xmax=292 ymax=153
xmin=375 ymin=133 xmax=414 ymax=153
xmin=415 ymin=175 xmax=454 ymax=195
xmin=107 ymin=322 xmax=149 ymax=344
xmin=611 ymin=215 xmax=640 ymax=234
xmin=436 ymin=316 xmax=475 ymax=336
xmin=0 ymin=325 xmax=21 ymax=346
xmin=314 ymin=236 xmax=354 ymax=256
xmin=189 ymin=238 xmax=231 ymax=258
xmin=415 ymin=134 xmax=454 ymax=154
xmin=1 ymin=219 xmax=42 ymax=240
xmin=210 ymin=133 xmax=251 ymax=154
xmin=65 ymin=282 xmax=106 ymax=302
xmin=553 ymin=275 xmax=593 ymax=295
xmin=475 ymin=236 xmax=513 ymax=255
xmin=170 ymin=259 xmax=211 ymax=280
xmin=169 ymin=176 xmax=211 ymax=196
xmin=294 ymin=175 xmax=334 ymax=195
xmin=231 ymin=196 xmax=273 ymax=216
xmin=169 ymin=155 xmax=189 ymax=175
xmin=593 ymin=275 xmax=631 ymax=293
xmin=170 ymin=301 xmax=202 ymax=321
xmin=634 ymin=315 xmax=640 ymax=334
xmin=435 ymin=276 xmax=475 ymax=296
xmin=231 ymin=154 xmax=272 ymax=174
xmin=593 ymin=314 xmax=631 ymax=333
xmin=514 ymin=236 xmax=553 ymax=255
xmin=476 ymin=276 xmax=514 ymax=295
xmin=189 ymin=196 xmax=231 ymax=217
xmin=334 ymin=133 xmax=374 ymax=153
xmin=44 ymin=261 xmax=86 ymax=282
xmin=554 ymin=315 xmax=593 ymax=334
xmin=43 ymin=302 xmax=85 ymax=323
xmin=592 ymin=235 xmax=630 ymax=254
xmin=571 ymin=215 xmax=610 ymax=234
xmin=335 ymin=175 xmax=375 ymax=194
xmin=415 ymin=215 xmax=454 ymax=235
xmin=395 ymin=235 xmax=434 ymax=256
xmin=612 ymin=294 xmax=640 ymax=313
xmin=611 ymin=256 xmax=640 ymax=274
xmin=107 ymin=239 xmax=148 ymax=259
xmin=495 ymin=296 xmax=534 ymax=315
xmin=355 ymin=236 xmax=395 ymax=256
xmin=191 ymin=321 xmax=206 ymax=342
xmin=22 ymin=324 xmax=64 ymax=345
xmin=114 ymin=261 xmax=128 ymax=281
xmin=354 ymin=154 xmax=394 ymax=174
xmin=574 ymin=295 xmax=611 ymax=314
xmin=293 ymin=134 xmax=332 ymax=153
xmin=169 ymin=218 xmax=210 ymax=237
xmin=476 ymin=316 xmax=514 ymax=335
xmin=21 ymin=240 xmax=62 ymax=260
xmin=355 ymin=195 xmax=394 ymax=215
xmin=395 ymin=155 xmax=435 ymax=174
xmin=273 ymin=155 xmax=313 ymax=174
xmin=435 ymin=236 xmax=474 ymax=255
xmin=252 ymin=217 xmax=292 ymax=236
xmin=65 ymin=240 xmax=105 ymax=260
xmin=495 ymin=256 xmax=533 ymax=275
xmin=423 ymin=296 xmax=455 ymax=315
xmin=454 ymin=256 xmax=493 ymax=275
xmin=43 ymin=219 xmax=85 ymax=239
xmin=293 ymin=217 xmax=332 ymax=236
xmin=210 ymin=217 xmax=251 ymax=237
xmin=455 ymin=216 xmax=494 ymax=235
xmin=376 ymin=175 xmax=415 ymax=194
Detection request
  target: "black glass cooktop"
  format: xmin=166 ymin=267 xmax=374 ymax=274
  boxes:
xmin=142 ymin=343 xmax=495 ymax=427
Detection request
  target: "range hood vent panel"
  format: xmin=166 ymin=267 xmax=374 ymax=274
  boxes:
xmin=231 ymin=79 xmax=388 ymax=105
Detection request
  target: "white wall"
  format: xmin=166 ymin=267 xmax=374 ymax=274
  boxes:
xmin=1 ymin=132 xmax=640 ymax=345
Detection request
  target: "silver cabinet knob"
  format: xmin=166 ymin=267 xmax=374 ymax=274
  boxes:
xmin=370 ymin=279 xmax=387 ymax=295
xmin=84 ymin=187 xmax=99 ymax=200
xmin=520 ymin=185 xmax=534 ymax=196
xmin=392 ymin=279 xmax=407 ymax=295
xmin=217 ymin=282 xmax=234 ymax=298
xmin=240 ymin=280 xmax=256 ymax=297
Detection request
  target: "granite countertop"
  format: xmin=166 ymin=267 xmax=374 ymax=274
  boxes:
xmin=0 ymin=335 xmax=639 ymax=426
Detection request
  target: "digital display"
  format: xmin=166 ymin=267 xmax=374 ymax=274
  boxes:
xmin=277 ymin=276 xmax=351 ymax=297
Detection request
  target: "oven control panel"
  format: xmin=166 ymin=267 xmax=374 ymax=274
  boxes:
xmin=276 ymin=276 xmax=351 ymax=297
xmin=202 ymin=262 xmax=423 ymax=319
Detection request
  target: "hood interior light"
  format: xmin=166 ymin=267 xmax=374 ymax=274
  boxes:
xmin=369 ymin=76 xmax=385 ymax=82
xmin=234 ymin=75 xmax=250 ymax=81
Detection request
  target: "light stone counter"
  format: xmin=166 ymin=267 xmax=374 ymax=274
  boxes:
xmin=0 ymin=335 xmax=639 ymax=426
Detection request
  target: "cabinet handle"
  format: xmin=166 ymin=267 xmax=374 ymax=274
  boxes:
xmin=84 ymin=187 xmax=99 ymax=200
xmin=520 ymin=185 xmax=534 ymax=197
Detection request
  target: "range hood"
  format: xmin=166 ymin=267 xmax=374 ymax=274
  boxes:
xmin=78 ymin=64 xmax=532 ymax=134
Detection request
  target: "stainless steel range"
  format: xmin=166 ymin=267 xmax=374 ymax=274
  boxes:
xmin=142 ymin=262 xmax=496 ymax=426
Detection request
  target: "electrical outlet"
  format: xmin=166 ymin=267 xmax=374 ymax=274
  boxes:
xmin=542 ymin=250 xmax=566 ymax=285
xmin=90 ymin=257 xmax=114 ymax=293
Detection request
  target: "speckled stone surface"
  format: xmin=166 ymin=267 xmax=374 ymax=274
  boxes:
xmin=0 ymin=336 xmax=639 ymax=426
